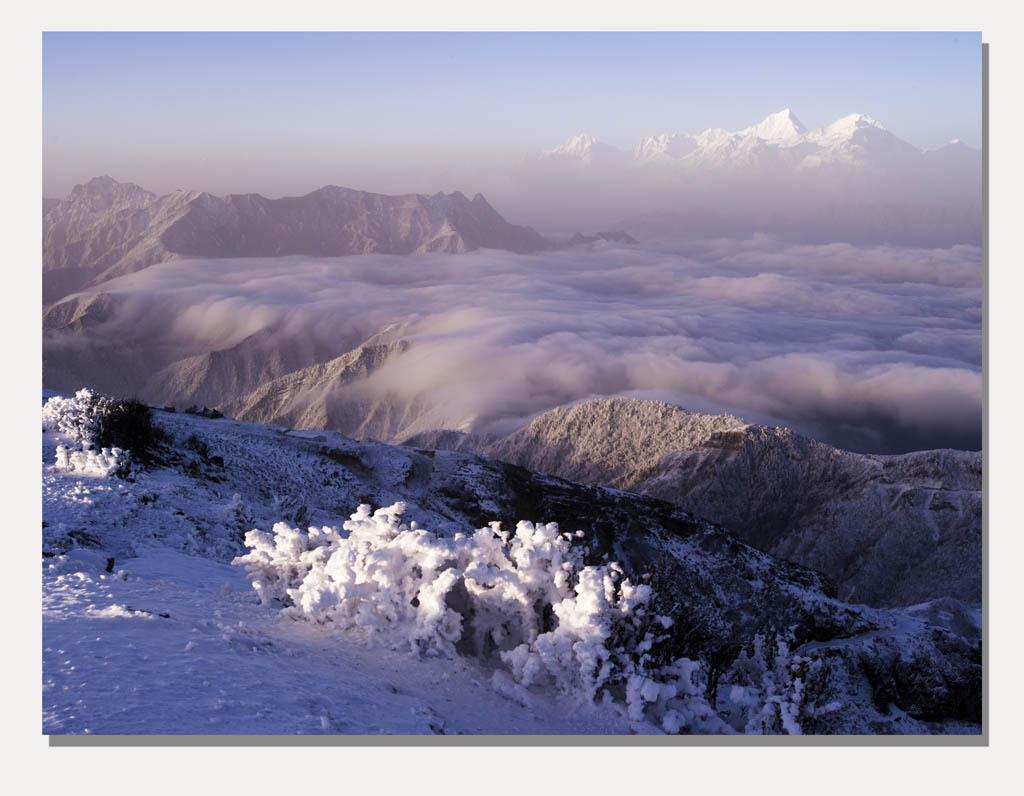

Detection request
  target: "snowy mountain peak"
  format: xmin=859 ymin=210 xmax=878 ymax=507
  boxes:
xmin=633 ymin=133 xmax=699 ymax=162
xmin=545 ymin=134 xmax=598 ymax=156
xmin=542 ymin=134 xmax=626 ymax=166
xmin=743 ymin=108 xmax=808 ymax=145
xmin=824 ymin=113 xmax=885 ymax=135
xmin=539 ymin=109 xmax=975 ymax=179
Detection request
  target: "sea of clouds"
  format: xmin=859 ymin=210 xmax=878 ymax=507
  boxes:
xmin=46 ymin=235 xmax=982 ymax=454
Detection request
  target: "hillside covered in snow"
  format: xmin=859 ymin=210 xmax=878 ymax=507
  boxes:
xmin=42 ymin=390 xmax=981 ymax=735
xmin=406 ymin=398 xmax=982 ymax=608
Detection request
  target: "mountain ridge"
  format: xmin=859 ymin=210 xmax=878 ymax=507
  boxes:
xmin=401 ymin=397 xmax=982 ymax=608
xmin=541 ymin=109 xmax=978 ymax=173
xmin=42 ymin=178 xmax=548 ymax=304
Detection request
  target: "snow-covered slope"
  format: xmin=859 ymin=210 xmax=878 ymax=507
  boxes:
xmin=633 ymin=425 xmax=981 ymax=607
xmin=408 ymin=398 xmax=746 ymax=490
xmin=41 ymin=390 xmax=981 ymax=734
xmin=799 ymin=113 xmax=923 ymax=170
xmin=42 ymin=178 xmax=548 ymax=304
xmin=405 ymin=398 xmax=982 ymax=608
xmin=742 ymin=108 xmax=809 ymax=145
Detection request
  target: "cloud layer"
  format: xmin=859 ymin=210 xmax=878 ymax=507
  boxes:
xmin=46 ymin=236 xmax=982 ymax=453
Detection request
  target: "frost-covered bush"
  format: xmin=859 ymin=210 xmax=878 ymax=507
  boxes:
xmin=43 ymin=389 xmax=162 ymax=475
xmin=234 ymin=502 xmax=727 ymax=730
xmin=42 ymin=389 xmax=105 ymax=440
xmin=221 ymin=493 xmax=256 ymax=537
xmin=720 ymin=632 xmax=825 ymax=734
xmin=44 ymin=390 xmax=134 ymax=477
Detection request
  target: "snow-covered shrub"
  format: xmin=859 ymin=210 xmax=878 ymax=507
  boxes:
xmin=44 ymin=390 xmax=134 ymax=477
xmin=234 ymin=502 xmax=724 ymax=729
xmin=43 ymin=389 xmax=162 ymax=476
xmin=720 ymin=632 xmax=825 ymax=734
xmin=221 ymin=493 xmax=256 ymax=538
xmin=42 ymin=389 xmax=104 ymax=440
xmin=623 ymin=657 xmax=728 ymax=734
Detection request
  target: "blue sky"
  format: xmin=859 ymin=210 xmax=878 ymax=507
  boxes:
xmin=43 ymin=31 xmax=982 ymax=197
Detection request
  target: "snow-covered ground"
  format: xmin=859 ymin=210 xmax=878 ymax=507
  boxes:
xmin=44 ymin=544 xmax=637 ymax=735
xmin=40 ymin=390 xmax=982 ymax=736
xmin=42 ymin=391 xmax=641 ymax=734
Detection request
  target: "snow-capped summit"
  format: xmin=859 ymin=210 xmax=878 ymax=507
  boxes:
xmin=633 ymin=113 xmax=809 ymax=172
xmin=741 ymin=108 xmax=808 ymax=145
xmin=808 ymin=112 xmax=886 ymax=147
xmin=549 ymin=109 xmax=959 ymax=177
xmin=541 ymin=134 xmax=628 ymax=168
xmin=544 ymin=133 xmax=597 ymax=157
xmin=801 ymin=113 xmax=922 ymax=170
xmin=632 ymin=132 xmax=699 ymax=163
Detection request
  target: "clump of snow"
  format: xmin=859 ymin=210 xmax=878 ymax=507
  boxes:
xmin=234 ymin=502 xmax=727 ymax=731
xmin=54 ymin=443 xmax=129 ymax=477
xmin=85 ymin=604 xmax=154 ymax=620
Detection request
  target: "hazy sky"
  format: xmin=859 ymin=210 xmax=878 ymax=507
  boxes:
xmin=42 ymin=31 xmax=982 ymax=199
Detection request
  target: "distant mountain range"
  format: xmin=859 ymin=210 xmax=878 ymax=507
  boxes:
xmin=43 ymin=109 xmax=980 ymax=300
xmin=42 ymin=177 xmax=547 ymax=304
xmin=540 ymin=109 xmax=979 ymax=176
xmin=515 ymin=108 xmax=982 ymax=245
